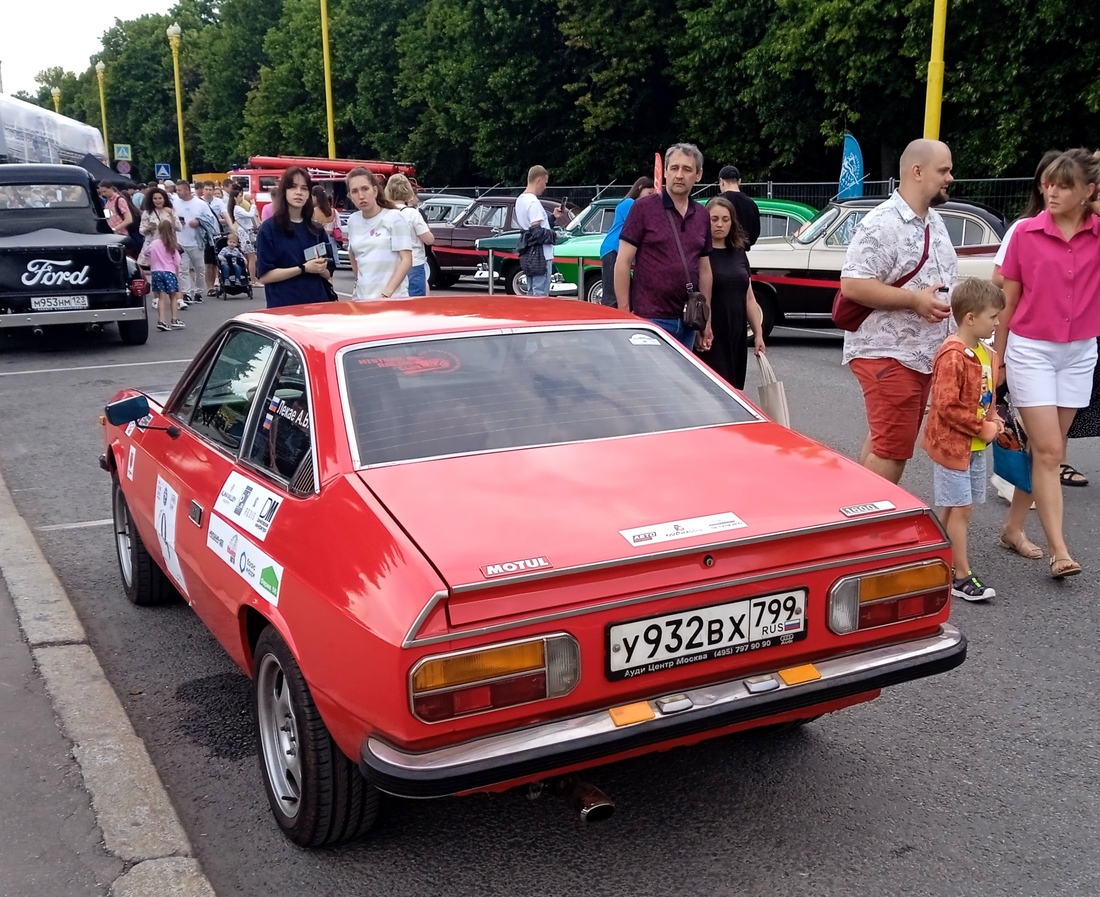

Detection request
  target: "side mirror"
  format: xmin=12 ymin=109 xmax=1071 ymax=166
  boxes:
xmin=105 ymin=395 xmax=150 ymax=426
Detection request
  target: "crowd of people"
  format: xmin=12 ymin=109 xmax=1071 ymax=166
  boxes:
xmin=837 ymin=138 xmax=1100 ymax=598
xmin=89 ymin=145 xmax=1100 ymax=598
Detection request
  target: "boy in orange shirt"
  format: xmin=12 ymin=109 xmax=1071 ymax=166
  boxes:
xmin=922 ymin=280 xmax=1006 ymax=601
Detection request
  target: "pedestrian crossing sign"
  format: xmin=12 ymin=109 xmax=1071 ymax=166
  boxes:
xmin=154 ymin=162 xmax=172 ymax=180
xmin=114 ymin=144 xmax=132 ymax=161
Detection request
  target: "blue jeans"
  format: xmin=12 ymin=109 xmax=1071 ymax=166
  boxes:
xmin=220 ymin=262 xmax=245 ymax=283
xmin=647 ymin=317 xmax=696 ymax=350
xmin=407 ymin=263 xmax=427 ymax=297
xmin=526 ymin=271 xmax=550 ymax=297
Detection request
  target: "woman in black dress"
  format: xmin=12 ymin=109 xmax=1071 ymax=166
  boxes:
xmin=696 ymin=196 xmax=766 ymax=388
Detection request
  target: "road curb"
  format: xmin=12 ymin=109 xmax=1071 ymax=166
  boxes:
xmin=0 ymin=468 xmax=217 ymax=895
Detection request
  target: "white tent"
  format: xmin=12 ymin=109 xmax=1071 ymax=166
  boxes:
xmin=0 ymin=94 xmax=106 ymax=165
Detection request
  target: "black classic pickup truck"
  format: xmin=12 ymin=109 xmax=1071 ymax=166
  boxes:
xmin=0 ymin=164 xmax=148 ymax=344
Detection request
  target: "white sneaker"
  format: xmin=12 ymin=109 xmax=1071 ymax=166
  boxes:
xmin=990 ymin=474 xmax=1014 ymax=502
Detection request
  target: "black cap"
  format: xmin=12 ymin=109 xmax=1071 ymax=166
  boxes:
xmin=719 ymin=165 xmax=741 ymax=181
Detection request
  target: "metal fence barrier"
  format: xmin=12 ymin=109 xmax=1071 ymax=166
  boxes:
xmin=432 ymin=178 xmax=1033 ymax=220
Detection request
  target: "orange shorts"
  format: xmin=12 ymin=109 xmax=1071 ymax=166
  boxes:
xmin=849 ymin=357 xmax=932 ymax=461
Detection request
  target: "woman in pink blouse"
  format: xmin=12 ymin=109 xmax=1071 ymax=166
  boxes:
xmin=995 ymin=151 xmax=1100 ymax=578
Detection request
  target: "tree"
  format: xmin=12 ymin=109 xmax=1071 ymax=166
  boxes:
xmin=196 ymin=0 xmax=285 ymax=168
xmin=242 ymin=0 xmax=330 ymax=158
xmin=935 ymin=0 xmax=1100 ymax=176
xmin=395 ymin=0 xmax=581 ymax=183
xmin=556 ymin=0 xmax=683 ymax=180
xmin=670 ymin=0 xmax=775 ymax=179
xmin=740 ymin=0 xmax=925 ymax=178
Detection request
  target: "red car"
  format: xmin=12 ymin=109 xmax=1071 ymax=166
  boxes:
xmin=100 ymin=298 xmax=965 ymax=846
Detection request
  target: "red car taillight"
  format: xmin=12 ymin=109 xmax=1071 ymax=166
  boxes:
xmin=410 ymin=634 xmax=580 ymax=723
xmin=827 ymin=561 xmax=951 ymax=634
xmin=130 ymin=278 xmax=149 ymax=297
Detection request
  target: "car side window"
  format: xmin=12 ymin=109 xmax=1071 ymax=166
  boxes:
xmin=759 ymin=215 xmax=786 ymax=238
xmin=180 ymin=329 xmax=277 ymax=453
xmin=825 ymin=212 xmax=865 ymax=247
xmin=942 ymin=213 xmax=965 ymax=247
xmin=962 ymin=218 xmax=988 ymax=246
xmin=245 ymin=347 xmax=315 ymax=493
xmin=465 ymin=205 xmax=505 ymax=228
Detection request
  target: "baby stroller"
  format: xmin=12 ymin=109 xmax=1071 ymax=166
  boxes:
xmin=213 ymin=234 xmax=254 ymax=300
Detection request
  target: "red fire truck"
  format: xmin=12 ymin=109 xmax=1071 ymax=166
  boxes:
xmin=226 ymin=155 xmax=418 ymax=215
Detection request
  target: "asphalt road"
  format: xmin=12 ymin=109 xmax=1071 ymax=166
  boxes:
xmin=2 ymin=276 xmax=1098 ymax=897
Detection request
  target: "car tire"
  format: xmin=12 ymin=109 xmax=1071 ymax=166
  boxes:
xmin=754 ymin=286 xmax=777 ymax=339
xmin=252 ymin=626 xmax=380 ymax=847
xmin=111 ymin=476 xmax=173 ymax=606
xmin=504 ymin=264 xmax=527 ymax=296
xmin=426 ymin=253 xmax=442 ymax=289
xmin=118 ymin=317 xmax=149 ymax=346
xmin=584 ymin=272 xmax=603 ymax=305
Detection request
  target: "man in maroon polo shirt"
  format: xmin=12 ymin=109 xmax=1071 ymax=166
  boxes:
xmin=613 ymin=143 xmax=713 ymax=350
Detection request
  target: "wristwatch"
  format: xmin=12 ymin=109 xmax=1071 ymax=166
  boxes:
xmin=298 ymin=263 xmax=306 ymax=275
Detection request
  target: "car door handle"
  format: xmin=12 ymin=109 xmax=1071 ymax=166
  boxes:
xmin=189 ymin=500 xmax=204 ymax=527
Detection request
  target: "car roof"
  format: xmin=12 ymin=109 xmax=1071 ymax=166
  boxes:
xmin=236 ymin=297 xmax=635 ymax=355
xmin=0 ymin=164 xmax=95 ymax=185
xmin=419 ymin=193 xmax=472 ymax=204
xmin=831 ymin=197 xmax=1006 ymax=232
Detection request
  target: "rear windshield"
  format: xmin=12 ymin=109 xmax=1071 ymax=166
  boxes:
xmin=342 ymin=327 xmax=755 ymax=465
xmin=0 ymin=183 xmax=90 ymax=209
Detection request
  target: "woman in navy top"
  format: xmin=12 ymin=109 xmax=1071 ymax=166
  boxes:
xmin=599 ymin=177 xmax=653 ymax=307
xmin=256 ymin=167 xmax=336 ymax=308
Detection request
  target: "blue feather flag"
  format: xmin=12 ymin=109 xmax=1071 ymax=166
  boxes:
xmin=838 ymin=133 xmax=864 ymax=199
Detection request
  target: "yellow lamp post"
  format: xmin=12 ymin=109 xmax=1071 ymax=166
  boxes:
xmin=95 ymin=61 xmax=108 ymax=150
xmin=923 ymin=0 xmax=949 ymax=140
xmin=50 ymin=86 xmax=60 ymax=113
xmin=319 ymin=0 xmax=337 ymax=158
xmin=166 ymin=22 xmax=188 ymax=182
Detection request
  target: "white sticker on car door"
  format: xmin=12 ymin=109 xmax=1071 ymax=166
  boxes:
xmin=207 ymin=513 xmax=282 ymax=606
xmin=213 ymin=471 xmax=282 ymax=541
xmin=154 ymin=475 xmax=187 ymax=594
xmin=126 ymin=445 xmax=135 ymax=481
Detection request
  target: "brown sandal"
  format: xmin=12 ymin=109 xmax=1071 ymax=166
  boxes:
xmin=997 ymin=531 xmax=1043 ymax=560
xmin=1049 ymin=556 xmax=1082 ymax=579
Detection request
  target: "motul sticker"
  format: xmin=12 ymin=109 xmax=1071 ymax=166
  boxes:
xmin=480 ymin=556 xmax=553 ymax=578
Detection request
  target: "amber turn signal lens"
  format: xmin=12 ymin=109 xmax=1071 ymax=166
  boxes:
xmin=856 ymin=562 xmax=950 ymax=603
xmin=412 ymin=640 xmax=545 ymax=693
xmin=828 ymin=561 xmax=951 ymax=634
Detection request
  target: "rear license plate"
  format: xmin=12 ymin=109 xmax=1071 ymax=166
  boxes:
xmin=30 ymin=295 xmax=89 ymax=310
xmin=607 ymin=589 xmax=808 ymax=680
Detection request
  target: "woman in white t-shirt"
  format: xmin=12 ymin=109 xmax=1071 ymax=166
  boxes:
xmin=345 ymin=168 xmax=413 ymax=299
xmin=384 ymin=174 xmax=435 ymax=296
xmin=228 ymin=189 xmax=260 ymax=283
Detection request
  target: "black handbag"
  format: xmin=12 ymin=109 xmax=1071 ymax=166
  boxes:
xmin=666 ymin=209 xmax=710 ymax=332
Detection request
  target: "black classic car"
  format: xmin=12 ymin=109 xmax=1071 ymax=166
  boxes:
xmin=0 ymin=164 xmax=148 ymax=344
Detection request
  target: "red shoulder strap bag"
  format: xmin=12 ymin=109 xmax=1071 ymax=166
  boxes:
xmin=831 ymin=225 xmax=930 ymax=331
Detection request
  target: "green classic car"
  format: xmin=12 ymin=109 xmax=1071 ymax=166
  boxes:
xmin=477 ymin=197 xmax=817 ymax=304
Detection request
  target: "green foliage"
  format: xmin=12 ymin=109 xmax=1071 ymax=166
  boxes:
xmin=30 ymin=0 xmax=1100 ymax=185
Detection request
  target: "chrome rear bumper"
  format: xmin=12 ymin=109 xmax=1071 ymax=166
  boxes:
xmin=0 ymin=306 xmax=145 ymax=328
xmin=362 ymin=623 xmax=966 ymax=798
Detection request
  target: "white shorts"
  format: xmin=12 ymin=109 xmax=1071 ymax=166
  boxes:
xmin=1005 ymin=332 xmax=1098 ymax=408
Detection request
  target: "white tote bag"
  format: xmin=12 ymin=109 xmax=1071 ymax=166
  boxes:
xmin=756 ymin=354 xmax=791 ymax=428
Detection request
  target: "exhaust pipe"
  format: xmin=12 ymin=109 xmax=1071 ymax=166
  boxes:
xmin=31 ymin=327 xmax=44 ymax=338
xmin=88 ymin=323 xmax=103 ymax=334
xmin=554 ymin=776 xmax=614 ymax=823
